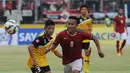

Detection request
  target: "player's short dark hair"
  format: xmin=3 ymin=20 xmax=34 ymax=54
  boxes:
xmin=68 ymin=16 xmax=78 ymax=24
xmin=80 ymin=4 xmax=89 ymax=12
xmin=45 ymin=20 xmax=55 ymax=28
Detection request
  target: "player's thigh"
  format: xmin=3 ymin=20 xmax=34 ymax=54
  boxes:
xmin=115 ymin=32 xmax=121 ymax=40
xmin=82 ymin=42 xmax=90 ymax=50
xmin=30 ymin=67 xmax=45 ymax=73
xmin=71 ymin=58 xmax=83 ymax=72
xmin=41 ymin=66 xmax=51 ymax=73
xmin=30 ymin=68 xmax=36 ymax=73
xmin=64 ymin=64 xmax=72 ymax=73
xmin=121 ymin=32 xmax=127 ymax=40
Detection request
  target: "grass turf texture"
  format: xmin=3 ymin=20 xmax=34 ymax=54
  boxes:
xmin=0 ymin=44 xmax=130 ymax=73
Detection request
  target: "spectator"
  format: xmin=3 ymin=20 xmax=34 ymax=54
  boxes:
xmin=0 ymin=1 xmax=4 ymax=24
xmin=28 ymin=0 xmax=34 ymax=10
xmin=6 ymin=0 xmax=12 ymax=14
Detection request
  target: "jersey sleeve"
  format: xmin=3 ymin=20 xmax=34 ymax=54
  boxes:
xmin=89 ymin=19 xmax=93 ymax=28
xmin=51 ymin=48 xmax=57 ymax=52
xmin=114 ymin=16 xmax=117 ymax=21
xmin=32 ymin=36 xmax=42 ymax=48
xmin=43 ymin=39 xmax=57 ymax=52
xmin=81 ymin=32 xmax=93 ymax=40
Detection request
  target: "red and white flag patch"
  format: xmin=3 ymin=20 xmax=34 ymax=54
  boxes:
xmin=36 ymin=39 xmax=40 ymax=43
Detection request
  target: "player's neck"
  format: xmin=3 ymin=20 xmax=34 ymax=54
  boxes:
xmin=81 ymin=15 xmax=88 ymax=19
xmin=67 ymin=30 xmax=77 ymax=36
xmin=119 ymin=14 xmax=123 ymax=17
xmin=44 ymin=33 xmax=51 ymax=40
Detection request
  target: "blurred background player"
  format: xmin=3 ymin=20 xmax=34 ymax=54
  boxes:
xmin=77 ymin=4 xmax=92 ymax=73
xmin=27 ymin=20 xmax=62 ymax=73
xmin=114 ymin=7 xmax=128 ymax=56
xmin=46 ymin=16 xmax=104 ymax=73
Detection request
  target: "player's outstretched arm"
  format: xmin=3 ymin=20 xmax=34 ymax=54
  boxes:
xmin=93 ymin=36 xmax=104 ymax=58
xmin=54 ymin=50 xmax=63 ymax=58
xmin=46 ymin=44 xmax=58 ymax=54
xmin=28 ymin=44 xmax=38 ymax=67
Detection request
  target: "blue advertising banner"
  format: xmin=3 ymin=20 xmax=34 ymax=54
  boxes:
xmin=18 ymin=28 xmax=44 ymax=45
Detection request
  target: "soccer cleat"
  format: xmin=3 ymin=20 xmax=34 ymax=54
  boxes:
xmin=117 ymin=53 xmax=121 ymax=56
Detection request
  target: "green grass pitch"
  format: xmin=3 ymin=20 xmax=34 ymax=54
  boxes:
xmin=0 ymin=44 xmax=130 ymax=73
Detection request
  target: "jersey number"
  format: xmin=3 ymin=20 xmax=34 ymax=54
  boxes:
xmin=70 ymin=41 xmax=74 ymax=47
xmin=121 ymin=20 xmax=123 ymax=24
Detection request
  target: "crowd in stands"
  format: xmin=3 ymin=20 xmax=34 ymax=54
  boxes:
xmin=0 ymin=0 xmax=129 ymax=24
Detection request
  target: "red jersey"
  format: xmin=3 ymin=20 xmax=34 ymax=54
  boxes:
xmin=54 ymin=29 xmax=93 ymax=65
xmin=6 ymin=2 xmax=12 ymax=10
xmin=114 ymin=15 xmax=126 ymax=33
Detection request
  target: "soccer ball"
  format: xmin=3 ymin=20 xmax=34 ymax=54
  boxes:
xmin=104 ymin=18 xmax=112 ymax=27
xmin=4 ymin=20 xmax=19 ymax=34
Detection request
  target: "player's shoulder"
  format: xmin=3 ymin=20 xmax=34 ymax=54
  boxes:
xmin=35 ymin=35 xmax=53 ymax=41
xmin=35 ymin=36 xmax=43 ymax=40
xmin=114 ymin=15 xmax=118 ymax=18
xmin=114 ymin=15 xmax=118 ymax=20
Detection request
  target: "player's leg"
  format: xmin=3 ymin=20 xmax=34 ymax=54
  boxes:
xmin=42 ymin=66 xmax=51 ymax=73
xmin=82 ymin=42 xmax=91 ymax=73
xmin=64 ymin=64 xmax=72 ymax=73
xmin=120 ymin=32 xmax=127 ymax=55
xmin=115 ymin=32 xmax=121 ymax=55
xmin=31 ymin=67 xmax=45 ymax=73
xmin=30 ymin=68 xmax=36 ymax=73
xmin=30 ymin=66 xmax=51 ymax=73
xmin=71 ymin=58 xmax=83 ymax=73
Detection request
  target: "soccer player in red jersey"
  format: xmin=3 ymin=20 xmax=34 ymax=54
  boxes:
xmin=46 ymin=16 xmax=104 ymax=73
xmin=114 ymin=8 xmax=128 ymax=56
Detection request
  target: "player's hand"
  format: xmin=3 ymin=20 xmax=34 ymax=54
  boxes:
xmin=84 ymin=50 xmax=90 ymax=56
xmin=32 ymin=59 xmax=38 ymax=67
xmin=98 ymin=52 xmax=104 ymax=58
xmin=45 ymin=49 xmax=51 ymax=54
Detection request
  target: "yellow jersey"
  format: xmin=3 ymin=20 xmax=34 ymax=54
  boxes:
xmin=77 ymin=18 xmax=93 ymax=43
xmin=27 ymin=34 xmax=56 ymax=68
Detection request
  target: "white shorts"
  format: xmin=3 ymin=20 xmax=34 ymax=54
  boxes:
xmin=115 ymin=31 xmax=127 ymax=40
xmin=64 ymin=58 xmax=84 ymax=73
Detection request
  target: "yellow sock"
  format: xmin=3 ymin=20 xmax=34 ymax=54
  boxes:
xmin=84 ymin=56 xmax=90 ymax=73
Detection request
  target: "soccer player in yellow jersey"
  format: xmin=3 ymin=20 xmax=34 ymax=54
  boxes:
xmin=27 ymin=20 xmax=62 ymax=73
xmin=77 ymin=4 xmax=92 ymax=73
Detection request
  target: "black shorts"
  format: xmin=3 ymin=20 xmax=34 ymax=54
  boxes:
xmin=82 ymin=42 xmax=90 ymax=50
xmin=31 ymin=66 xmax=51 ymax=73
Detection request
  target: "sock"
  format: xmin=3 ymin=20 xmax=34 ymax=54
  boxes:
xmin=116 ymin=41 xmax=120 ymax=53
xmin=120 ymin=40 xmax=126 ymax=51
xmin=84 ymin=56 xmax=90 ymax=73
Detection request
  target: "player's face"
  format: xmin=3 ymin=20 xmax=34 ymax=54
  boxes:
xmin=118 ymin=8 xmax=123 ymax=15
xmin=80 ymin=7 xmax=89 ymax=16
xmin=45 ymin=25 xmax=55 ymax=36
xmin=66 ymin=19 xmax=77 ymax=33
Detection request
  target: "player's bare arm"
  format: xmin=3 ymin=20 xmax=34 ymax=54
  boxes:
xmin=84 ymin=49 xmax=90 ymax=56
xmin=88 ymin=27 xmax=92 ymax=32
xmin=54 ymin=50 xmax=63 ymax=58
xmin=28 ymin=44 xmax=38 ymax=67
xmin=92 ymin=36 xmax=104 ymax=58
xmin=46 ymin=44 xmax=58 ymax=54
xmin=125 ymin=23 xmax=128 ymax=35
